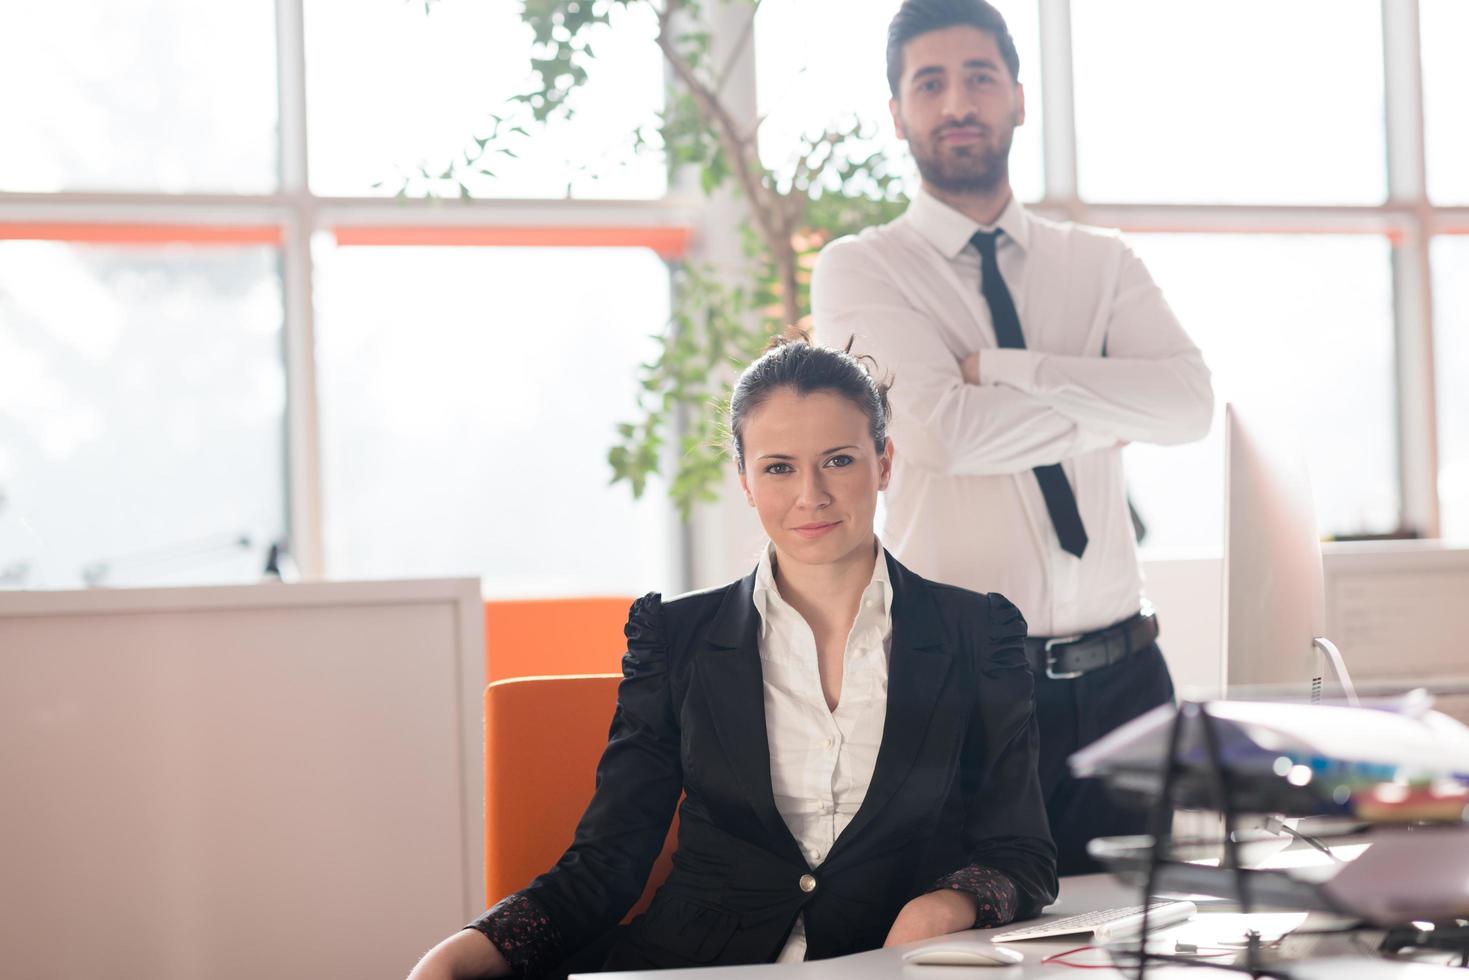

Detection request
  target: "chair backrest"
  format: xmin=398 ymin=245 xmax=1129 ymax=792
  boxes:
xmin=483 ymin=674 xmax=677 ymax=921
xmin=483 ymin=597 xmax=634 ymax=682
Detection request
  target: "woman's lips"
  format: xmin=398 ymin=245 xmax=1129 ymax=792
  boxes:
xmin=792 ymin=521 xmax=840 ymax=540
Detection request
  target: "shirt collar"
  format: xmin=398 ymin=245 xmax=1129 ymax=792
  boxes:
xmin=906 ymin=183 xmax=1032 ymax=260
xmin=751 ymin=540 xmax=893 ymax=639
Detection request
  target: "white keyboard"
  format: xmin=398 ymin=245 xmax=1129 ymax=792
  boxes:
xmin=990 ymin=900 xmax=1197 ymax=943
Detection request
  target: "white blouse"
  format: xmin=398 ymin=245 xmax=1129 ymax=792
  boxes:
xmin=751 ymin=542 xmax=893 ymax=962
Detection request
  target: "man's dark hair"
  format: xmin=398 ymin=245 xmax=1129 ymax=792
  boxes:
xmin=886 ymin=0 xmax=1021 ymax=97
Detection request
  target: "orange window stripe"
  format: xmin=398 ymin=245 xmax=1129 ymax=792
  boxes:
xmin=0 ymin=222 xmax=284 ymax=245
xmin=1116 ymin=223 xmax=1407 ymax=245
xmin=332 ymin=225 xmax=692 ymax=258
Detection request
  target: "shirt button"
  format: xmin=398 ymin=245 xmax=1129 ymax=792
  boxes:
xmin=799 ymin=873 xmax=817 ymax=893
xmin=824 ymin=736 xmax=835 ymax=749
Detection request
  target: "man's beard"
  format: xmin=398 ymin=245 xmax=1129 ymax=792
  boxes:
xmin=910 ymin=124 xmax=1014 ymax=195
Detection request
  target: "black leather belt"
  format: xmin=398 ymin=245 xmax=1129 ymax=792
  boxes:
xmin=1026 ymin=608 xmax=1159 ymax=680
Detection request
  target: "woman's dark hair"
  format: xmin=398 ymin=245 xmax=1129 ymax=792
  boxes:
xmin=886 ymin=0 xmax=1020 ymax=97
xmin=728 ymin=335 xmax=893 ymax=473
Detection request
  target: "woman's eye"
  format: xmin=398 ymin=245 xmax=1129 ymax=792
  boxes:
xmin=824 ymin=455 xmax=854 ymax=468
xmin=765 ymin=462 xmax=793 ymax=475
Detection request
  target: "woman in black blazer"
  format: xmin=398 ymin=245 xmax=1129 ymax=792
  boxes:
xmin=409 ymin=340 xmax=1057 ymax=979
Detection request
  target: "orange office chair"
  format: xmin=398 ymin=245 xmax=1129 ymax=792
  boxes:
xmin=483 ymin=597 xmax=634 ymax=682
xmin=483 ymin=674 xmax=678 ymax=922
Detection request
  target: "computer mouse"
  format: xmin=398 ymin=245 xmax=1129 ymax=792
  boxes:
xmin=902 ymin=942 xmax=1025 ymax=967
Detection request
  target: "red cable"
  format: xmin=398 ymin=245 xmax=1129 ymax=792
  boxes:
xmin=1041 ymin=945 xmax=1116 ymax=968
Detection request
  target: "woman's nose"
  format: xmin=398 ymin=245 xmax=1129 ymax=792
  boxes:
xmin=798 ymin=471 xmax=831 ymax=508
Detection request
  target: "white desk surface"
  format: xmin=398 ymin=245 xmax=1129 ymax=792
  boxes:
xmin=579 ymin=873 xmax=1465 ymax=979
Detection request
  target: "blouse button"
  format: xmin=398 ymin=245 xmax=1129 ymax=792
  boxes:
xmin=799 ymin=873 xmax=817 ymax=893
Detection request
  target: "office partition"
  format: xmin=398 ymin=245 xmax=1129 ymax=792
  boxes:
xmin=0 ymin=578 xmax=484 ymax=980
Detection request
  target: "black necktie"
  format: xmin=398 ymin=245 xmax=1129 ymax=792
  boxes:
xmin=971 ymin=229 xmax=1089 ymax=559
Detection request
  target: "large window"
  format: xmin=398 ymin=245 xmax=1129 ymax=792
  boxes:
xmin=1421 ymin=0 xmax=1469 ymax=204
xmin=1123 ymin=234 xmax=1398 ymax=548
xmin=315 ymin=244 xmax=675 ymax=593
xmin=2 ymin=0 xmax=1463 ymax=590
xmin=1071 ymin=0 xmax=1386 ymax=205
xmin=0 ymin=2 xmax=278 ymax=193
xmin=304 ymin=0 xmax=665 ymax=199
xmin=0 ymin=240 xmax=286 ymax=587
xmin=0 ymin=0 xmax=679 ymax=594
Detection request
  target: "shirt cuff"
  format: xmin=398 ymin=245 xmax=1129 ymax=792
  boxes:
xmin=979 ymin=347 xmax=1042 ymax=392
xmin=464 ymin=892 xmax=562 ymax=979
xmin=929 ymin=865 xmax=1021 ymax=929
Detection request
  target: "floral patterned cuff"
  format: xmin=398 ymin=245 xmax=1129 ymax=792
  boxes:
xmin=929 ymin=865 xmax=1020 ymax=929
xmin=464 ymin=892 xmax=562 ymax=979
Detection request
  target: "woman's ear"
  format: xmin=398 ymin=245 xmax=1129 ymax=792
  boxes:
xmin=738 ymin=468 xmax=755 ymax=506
xmin=878 ymin=439 xmax=895 ymax=491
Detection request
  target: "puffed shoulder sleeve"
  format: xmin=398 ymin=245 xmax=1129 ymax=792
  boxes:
xmin=622 ymin=592 xmax=668 ymax=676
xmin=616 ymin=592 xmax=678 ymax=738
xmin=982 ymin=592 xmax=1029 ymax=676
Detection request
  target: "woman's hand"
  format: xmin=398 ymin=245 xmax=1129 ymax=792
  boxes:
xmin=882 ymin=889 xmax=981 ymax=948
xmin=405 ymin=928 xmax=512 ymax=980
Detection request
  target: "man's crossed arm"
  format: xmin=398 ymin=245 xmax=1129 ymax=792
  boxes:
xmin=812 ymin=240 xmax=1213 ymax=477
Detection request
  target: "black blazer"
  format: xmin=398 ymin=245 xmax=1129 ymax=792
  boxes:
xmin=519 ymin=552 xmax=1057 ymax=971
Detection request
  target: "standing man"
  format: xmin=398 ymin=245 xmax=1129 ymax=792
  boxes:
xmin=812 ymin=0 xmax=1213 ymax=875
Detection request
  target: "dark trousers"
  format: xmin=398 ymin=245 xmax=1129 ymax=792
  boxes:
xmin=1034 ymin=643 xmax=1175 ymax=876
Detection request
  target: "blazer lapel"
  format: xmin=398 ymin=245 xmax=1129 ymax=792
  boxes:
xmin=697 ymin=568 xmax=806 ymax=864
xmin=830 ymin=553 xmax=952 ymax=852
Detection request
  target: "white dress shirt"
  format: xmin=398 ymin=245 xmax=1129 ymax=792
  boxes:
xmin=752 ymin=542 xmax=893 ymax=962
xmin=812 ymin=188 xmax=1212 ymax=636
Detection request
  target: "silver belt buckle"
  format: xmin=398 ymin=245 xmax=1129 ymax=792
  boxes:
xmin=1043 ymin=634 xmax=1086 ymax=680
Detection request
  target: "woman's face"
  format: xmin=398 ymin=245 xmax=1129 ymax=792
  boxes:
xmin=738 ymin=387 xmax=893 ymax=570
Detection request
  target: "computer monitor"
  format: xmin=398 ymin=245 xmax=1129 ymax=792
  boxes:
xmin=1222 ymin=404 xmax=1356 ymax=703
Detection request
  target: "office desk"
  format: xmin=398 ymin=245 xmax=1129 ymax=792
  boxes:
xmin=580 ymin=873 xmax=1465 ymax=979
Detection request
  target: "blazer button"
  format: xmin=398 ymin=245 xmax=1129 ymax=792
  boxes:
xmin=799 ymin=873 xmax=817 ymax=893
